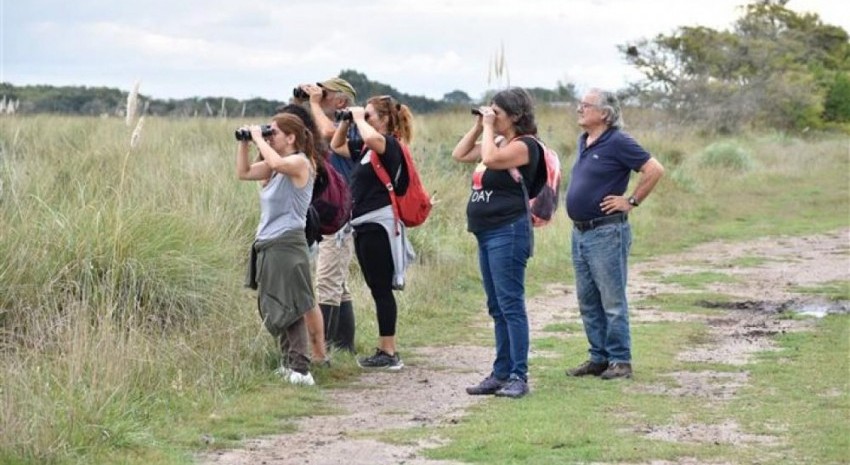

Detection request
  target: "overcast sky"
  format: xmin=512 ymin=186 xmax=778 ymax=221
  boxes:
xmin=2 ymin=0 xmax=846 ymax=102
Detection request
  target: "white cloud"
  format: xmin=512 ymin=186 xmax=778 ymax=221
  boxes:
xmin=5 ymin=0 xmax=848 ymax=101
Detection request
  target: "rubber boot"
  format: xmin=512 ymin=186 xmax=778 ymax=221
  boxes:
xmin=320 ymin=303 xmax=339 ymax=348
xmin=319 ymin=304 xmax=339 ymax=346
xmin=336 ymin=300 xmax=356 ymax=353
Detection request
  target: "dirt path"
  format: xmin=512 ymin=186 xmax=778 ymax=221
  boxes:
xmin=198 ymin=229 xmax=849 ymax=465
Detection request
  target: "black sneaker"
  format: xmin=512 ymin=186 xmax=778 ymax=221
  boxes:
xmin=600 ymin=362 xmax=632 ymax=380
xmin=357 ymin=348 xmax=404 ymax=370
xmin=494 ymin=377 xmax=529 ymax=399
xmin=465 ymin=375 xmax=507 ymax=395
xmin=565 ymin=360 xmax=609 ymax=377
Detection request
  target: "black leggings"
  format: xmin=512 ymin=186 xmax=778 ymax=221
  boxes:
xmin=353 ymin=224 xmax=397 ymax=337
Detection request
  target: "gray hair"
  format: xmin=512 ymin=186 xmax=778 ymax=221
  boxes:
xmin=590 ymin=88 xmax=624 ymax=128
xmin=336 ymin=91 xmax=354 ymax=106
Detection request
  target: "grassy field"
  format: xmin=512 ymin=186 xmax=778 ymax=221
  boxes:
xmin=0 ymin=108 xmax=847 ymax=464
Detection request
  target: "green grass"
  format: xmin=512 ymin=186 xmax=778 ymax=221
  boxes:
xmin=791 ymin=280 xmax=850 ymax=300
xmin=541 ymin=322 xmax=583 ymax=333
xmin=426 ymin=321 xmax=713 ymax=464
xmin=426 ymin=294 xmax=849 ymax=465
xmin=726 ymin=316 xmax=850 ymax=464
xmin=659 ymin=271 xmax=740 ymax=289
xmin=0 ymin=111 xmax=848 ymax=464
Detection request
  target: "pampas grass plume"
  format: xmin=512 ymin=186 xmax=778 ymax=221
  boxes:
xmin=126 ymin=81 xmax=141 ymax=126
xmin=130 ymin=101 xmax=149 ymax=149
xmin=130 ymin=115 xmax=145 ymax=149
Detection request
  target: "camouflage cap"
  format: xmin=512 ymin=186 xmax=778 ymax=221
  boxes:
xmin=318 ymin=77 xmax=356 ymax=102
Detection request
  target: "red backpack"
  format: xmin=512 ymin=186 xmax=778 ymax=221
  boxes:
xmin=311 ymin=156 xmax=352 ymax=235
xmin=370 ymin=141 xmax=432 ymax=231
xmin=509 ymin=136 xmax=562 ymax=227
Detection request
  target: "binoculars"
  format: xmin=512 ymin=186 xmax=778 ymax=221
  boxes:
xmin=234 ymin=125 xmax=272 ymax=141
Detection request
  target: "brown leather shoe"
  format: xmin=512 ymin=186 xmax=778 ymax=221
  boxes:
xmin=600 ymin=362 xmax=632 ymax=380
xmin=565 ymin=360 xmax=609 ymax=377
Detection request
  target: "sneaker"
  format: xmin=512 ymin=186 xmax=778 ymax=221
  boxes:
xmin=565 ymin=360 xmax=609 ymax=377
xmin=465 ymin=375 xmax=507 ymax=395
xmin=287 ymin=370 xmax=316 ymax=386
xmin=494 ymin=377 xmax=529 ymax=399
xmin=274 ymin=366 xmax=292 ymax=378
xmin=600 ymin=362 xmax=632 ymax=380
xmin=357 ymin=348 xmax=404 ymax=370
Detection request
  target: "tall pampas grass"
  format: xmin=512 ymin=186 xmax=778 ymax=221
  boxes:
xmin=125 ymin=80 xmax=141 ymax=126
xmin=118 ymin=83 xmax=146 ymax=284
xmin=130 ymin=102 xmax=149 ymax=149
xmin=487 ymin=42 xmax=510 ymax=89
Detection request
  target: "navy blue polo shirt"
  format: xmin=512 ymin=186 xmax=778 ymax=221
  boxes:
xmin=566 ymin=127 xmax=650 ymax=221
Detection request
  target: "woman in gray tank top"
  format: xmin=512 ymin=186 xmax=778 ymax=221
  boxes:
xmin=237 ymin=113 xmax=319 ymax=386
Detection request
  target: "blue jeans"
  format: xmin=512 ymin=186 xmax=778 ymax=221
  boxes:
xmin=474 ymin=216 xmax=532 ymax=381
xmin=571 ymin=221 xmax=632 ymax=364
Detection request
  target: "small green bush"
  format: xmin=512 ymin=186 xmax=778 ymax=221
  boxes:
xmin=698 ymin=140 xmax=754 ymax=171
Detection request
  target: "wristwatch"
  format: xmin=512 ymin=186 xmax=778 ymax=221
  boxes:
xmin=628 ymin=195 xmax=639 ymax=207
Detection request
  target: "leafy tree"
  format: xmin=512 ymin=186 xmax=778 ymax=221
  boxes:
xmin=823 ymin=69 xmax=850 ymax=122
xmin=621 ymin=0 xmax=849 ymax=131
xmin=338 ymin=69 xmax=444 ymax=113
xmin=443 ymin=90 xmax=472 ymax=104
xmin=555 ymin=80 xmax=578 ymax=102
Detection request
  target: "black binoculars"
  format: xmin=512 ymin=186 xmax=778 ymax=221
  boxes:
xmin=471 ymin=108 xmax=483 ymax=116
xmin=293 ymin=83 xmax=326 ymax=100
xmin=234 ymin=125 xmax=273 ymax=141
xmin=334 ymin=110 xmax=353 ymax=122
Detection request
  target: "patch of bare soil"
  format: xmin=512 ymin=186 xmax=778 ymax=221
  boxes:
xmin=200 ymin=345 xmax=491 ymax=465
xmin=629 ymin=371 xmax=748 ymax=399
xmin=197 ymin=229 xmax=849 ymax=465
xmin=639 ymin=418 xmax=778 ymax=446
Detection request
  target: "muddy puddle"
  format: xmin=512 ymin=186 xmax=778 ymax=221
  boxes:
xmin=697 ymin=298 xmax=850 ymax=318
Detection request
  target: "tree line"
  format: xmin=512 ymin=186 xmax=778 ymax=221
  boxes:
xmin=0 ymin=71 xmax=575 ymax=119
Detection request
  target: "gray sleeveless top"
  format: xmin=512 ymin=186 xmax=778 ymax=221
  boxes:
xmin=256 ymin=154 xmax=314 ymax=241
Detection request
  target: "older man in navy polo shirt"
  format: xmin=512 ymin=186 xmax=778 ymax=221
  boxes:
xmin=565 ymin=88 xmax=665 ymax=380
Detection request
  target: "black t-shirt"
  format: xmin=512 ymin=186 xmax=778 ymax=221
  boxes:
xmin=466 ymin=136 xmax=541 ymax=233
xmin=350 ymin=135 xmax=408 ymax=218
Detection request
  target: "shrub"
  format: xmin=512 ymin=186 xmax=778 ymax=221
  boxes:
xmin=698 ymin=140 xmax=754 ymax=172
xmin=824 ymin=72 xmax=850 ymax=123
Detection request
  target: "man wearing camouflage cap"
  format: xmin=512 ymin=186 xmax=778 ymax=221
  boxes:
xmin=293 ymin=76 xmax=360 ymax=358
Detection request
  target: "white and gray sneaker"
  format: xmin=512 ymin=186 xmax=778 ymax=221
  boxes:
xmin=286 ymin=370 xmax=315 ymax=386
